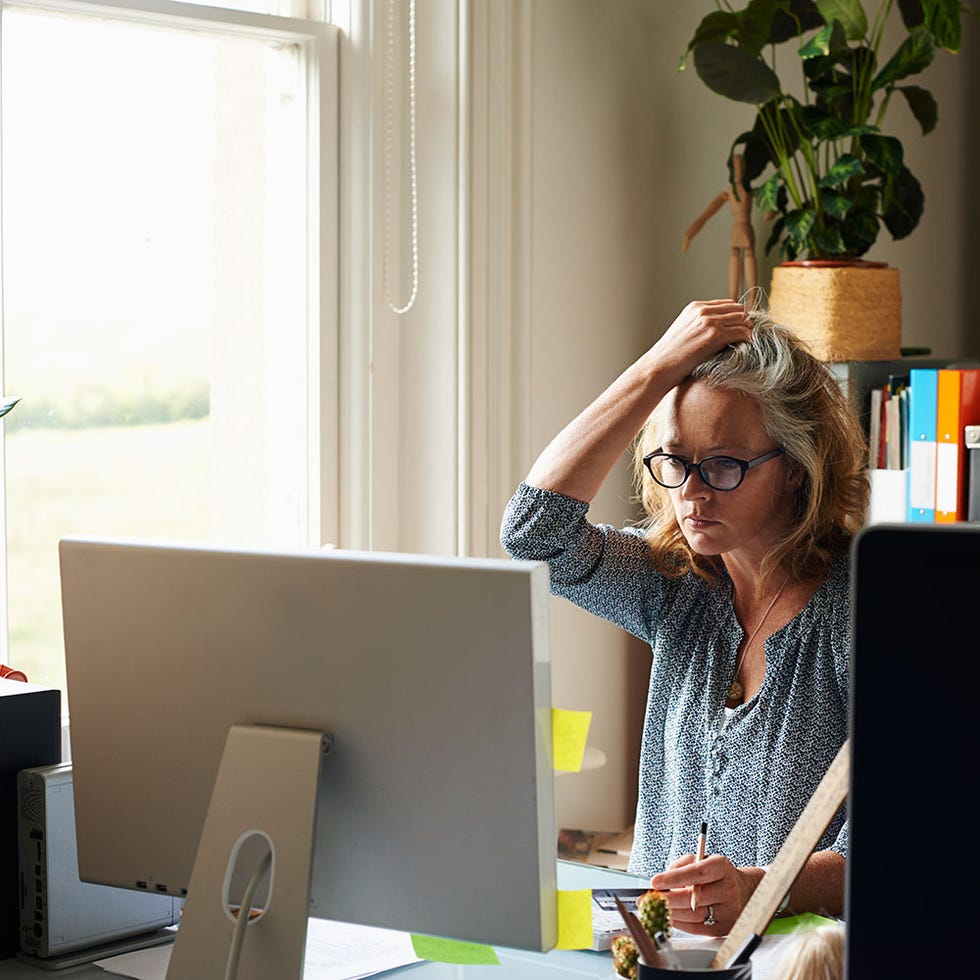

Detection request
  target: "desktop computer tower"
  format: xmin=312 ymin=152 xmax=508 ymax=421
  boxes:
xmin=0 ymin=680 xmax=61 ymax=957
xmin=18 ymin=762 xmax=180 ymax=965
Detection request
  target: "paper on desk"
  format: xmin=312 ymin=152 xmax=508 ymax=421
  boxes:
xmin=94 ymin=918 xmax=422 ymax=980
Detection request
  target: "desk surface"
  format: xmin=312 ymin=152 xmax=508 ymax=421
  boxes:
xmin=0 ymin=862 xmax=796 ymax=979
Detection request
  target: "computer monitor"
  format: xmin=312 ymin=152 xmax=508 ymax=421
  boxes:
xmin=848 ymin=522 xmax=979 ymax=979
xmin=59 ymin=536 xmax=557 ymax=979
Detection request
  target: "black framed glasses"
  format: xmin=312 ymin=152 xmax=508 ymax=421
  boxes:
xmin=643 ymin=447 xmax=784 ymax=492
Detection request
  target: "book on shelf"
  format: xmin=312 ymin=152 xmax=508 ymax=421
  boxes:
xmin=867 ymin=364 xmax=980 ymax=525
xmin=870 ymin=373 xmax=908 ymax=471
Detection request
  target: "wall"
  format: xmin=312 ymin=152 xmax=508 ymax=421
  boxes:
xmin=521 ymin=0 xmax=976 ymax=833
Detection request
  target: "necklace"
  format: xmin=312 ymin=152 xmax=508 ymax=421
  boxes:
xmin=726 ymin=575 xmax=790 ymax=707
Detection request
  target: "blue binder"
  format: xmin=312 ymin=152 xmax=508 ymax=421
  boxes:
xmin=906 ymin=367 xmax=938 ymax=522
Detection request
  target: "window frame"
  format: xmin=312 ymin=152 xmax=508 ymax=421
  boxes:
xmin=0 ymin=0 xmax=339 ymax=672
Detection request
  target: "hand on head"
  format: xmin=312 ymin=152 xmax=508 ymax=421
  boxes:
xmin=649 ymin=299 xmax=754 ymax=390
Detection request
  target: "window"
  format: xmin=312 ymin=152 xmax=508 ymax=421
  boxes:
xmin=0 ymin=0 xmax=337 ymax=693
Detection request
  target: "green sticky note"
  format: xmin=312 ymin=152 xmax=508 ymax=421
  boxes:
xmin=552 ymin=708 xmax=592 ymax=771
xmin=765 ymin=912 xmax=838 ymax=935
xmin=555 ymin=888 xmax=593 ymax=949
xmin=410 ymin=934 xmax=500 ymax=964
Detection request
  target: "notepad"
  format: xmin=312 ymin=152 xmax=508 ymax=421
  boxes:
xmin=589 ymin=888 xmax=647 ymax=950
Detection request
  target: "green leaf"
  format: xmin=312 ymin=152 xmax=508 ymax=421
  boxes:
xmin=841 ymin=208 xmax=881 ymax=253
xmin=733 ymin=129 xmax=773 ymax=182
xmin=807 ymin=43 xmax=875 ymax=116
xmin=800 ymin=104 xmax=854 ymax=139
xmin=799 ymin=19 xmax=847 ymax=59
xmin=818 ymin=153 xmax=865 ymax=187
xmin=854 ymin=184 xmax=880 ymax=212
xmin=756 ymin=172 xmax=782 ymax=211
xmin=812 ymin=222 xmax=847 ymax=255
xmin=737 ymin=0 xmax=779 ymax=56
xmin=680 ymin=10 xmax=738 ymax=69
xmin=770 ymin=0 xmax=826 ymax=42
xmin=785 ymin=207 xmax=817 ymax=247
xmin=882 ymin=165 xmax=925 ymax=239
xmin=814 ymin=0 xmax=868 ymax=40
xmin=693 ymin=42 xmax=783 ymax=104
xmin=873 ymin=27 xmax=935 ymax=89
xmin=820 ymin=188 xmax=853 ymax=219
xmin=799 ymin=21 xmax=833 ymax=57
xmin=896 ymin=84 xmax=938 ymax=134
xmin=859 ymin=133 xmax=904 ymax=175
xmin=921 ymin=0 xmax=963 ymax=52
xmin=897 ymin=0 xmax=925 ymax=30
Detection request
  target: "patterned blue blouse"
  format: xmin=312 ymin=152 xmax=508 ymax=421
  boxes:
xmin=500 ymin=482 xmax=849 ymax=877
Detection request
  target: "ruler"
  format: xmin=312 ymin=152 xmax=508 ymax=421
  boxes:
xmin=710 ymin=739 xmax=850 ymax=969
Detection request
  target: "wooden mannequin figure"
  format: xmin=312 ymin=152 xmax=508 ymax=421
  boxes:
xmin=682 ymin=153 xmax=757 ymax=301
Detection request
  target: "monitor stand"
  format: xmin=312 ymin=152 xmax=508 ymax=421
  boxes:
xmin=166 ymin=724 xmax=330 ymax=980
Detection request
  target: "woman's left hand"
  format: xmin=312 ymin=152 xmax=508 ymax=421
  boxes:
xmin=650 ymin=853 xmax=762 ymax=936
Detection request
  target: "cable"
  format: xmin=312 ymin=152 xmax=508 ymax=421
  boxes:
xmin=382 ymin=0 xmax=419 ymax=314
xmin=223 ymin=849 xmax=272 ymax=980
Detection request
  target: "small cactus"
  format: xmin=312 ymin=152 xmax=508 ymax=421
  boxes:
xmin=611 ymin=934 xmax=638 ymax=979
xmin=636 ymin=889 xmax=672 ymax=940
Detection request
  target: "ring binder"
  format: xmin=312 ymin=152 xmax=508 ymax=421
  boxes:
xmin=966 ymin=425 xmax=980 ymax=522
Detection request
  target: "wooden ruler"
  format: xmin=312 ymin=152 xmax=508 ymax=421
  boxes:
xmin=710 ymin=739 xmax=850 ymax=969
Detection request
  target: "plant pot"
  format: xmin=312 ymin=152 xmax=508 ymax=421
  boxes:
xmin=767 ymin=260 xmax=902 ymax=363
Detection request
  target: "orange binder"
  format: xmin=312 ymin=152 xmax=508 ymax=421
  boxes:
xmin=935 ymin=369 xmax=980 ymax=522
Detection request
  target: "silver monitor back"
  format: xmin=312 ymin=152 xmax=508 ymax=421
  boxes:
xmin=59 ymin=536 xmax=556 ymax=951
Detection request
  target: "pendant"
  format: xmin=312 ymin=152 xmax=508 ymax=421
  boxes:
xmin=725 ymin=678 xmax=744 ymax=707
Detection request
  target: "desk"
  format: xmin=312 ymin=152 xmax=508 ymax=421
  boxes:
xmin=0 ymin=862 xmax=794 ymax=979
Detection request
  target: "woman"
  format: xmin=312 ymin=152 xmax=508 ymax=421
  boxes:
xmin=500 ymin=299 xmax=867 ymax=935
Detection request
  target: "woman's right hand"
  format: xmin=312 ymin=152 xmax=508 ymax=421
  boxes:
xmin=523 ymin=298 xmax=753 ymax=501
xmin=645 ymin=299 xmax=753 ymax=389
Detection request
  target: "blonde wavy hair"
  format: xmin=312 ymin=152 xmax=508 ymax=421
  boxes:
xmin=632 ymin=312 xmax=869 ymax=586
xmin=772 ymin=924 xmax=844 ymax=980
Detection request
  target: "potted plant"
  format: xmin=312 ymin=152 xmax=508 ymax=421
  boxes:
xmin=680 ymin=0 xmax=969 ymax=360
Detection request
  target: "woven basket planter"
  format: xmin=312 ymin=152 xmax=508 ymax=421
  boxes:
xmin=767 ymin=261 xmax=902 ymax=362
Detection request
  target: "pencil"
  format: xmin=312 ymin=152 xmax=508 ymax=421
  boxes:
xmin=691 ymin=819 xmax=708 ymax=912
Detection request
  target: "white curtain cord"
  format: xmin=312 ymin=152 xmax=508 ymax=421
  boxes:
xmin=382 ymin=0 xmax=419 ymax=315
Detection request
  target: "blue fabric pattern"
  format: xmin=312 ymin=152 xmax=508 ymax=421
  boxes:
xmin=500 ymin=482 xmax=849 ymax=877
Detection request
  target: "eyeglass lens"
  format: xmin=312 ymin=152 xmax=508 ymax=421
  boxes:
xmin=651 ymin=456 xmax=745 ymax=490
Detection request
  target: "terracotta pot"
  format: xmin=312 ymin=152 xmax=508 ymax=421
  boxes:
xmin=767 ymin=260 xmax=902 ymax=362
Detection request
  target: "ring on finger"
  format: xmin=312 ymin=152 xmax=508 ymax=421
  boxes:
xmin=703 ymin=904 xmax=716 ymax=926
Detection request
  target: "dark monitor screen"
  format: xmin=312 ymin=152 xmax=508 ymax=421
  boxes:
xmin=848 ymin=522 xmax=979 ymax=979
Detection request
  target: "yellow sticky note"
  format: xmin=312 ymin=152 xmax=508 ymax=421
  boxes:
xmin=556 ymin=888 xmax=593 ymax=949
xmin=552 ymin=707 xmax=592 ymax=771
xmin=410 ymin=934 xmax=500 ymax=965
